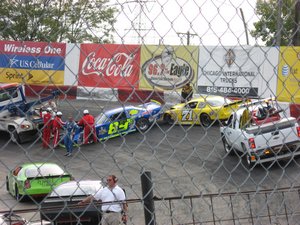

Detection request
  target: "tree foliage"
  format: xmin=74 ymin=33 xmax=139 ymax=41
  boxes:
xmin=0 ymin=0 xmax=117 ymax=43
xmin=251 ymin=0 xmax=297 ymax=46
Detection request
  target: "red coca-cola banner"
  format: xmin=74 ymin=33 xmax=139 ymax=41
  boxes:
xmin=78 ymin=44 xmax=141 ymax=88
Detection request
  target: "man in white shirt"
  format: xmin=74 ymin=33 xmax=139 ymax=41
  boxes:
xmin=79 ymin=175 xmax=128 ymax=225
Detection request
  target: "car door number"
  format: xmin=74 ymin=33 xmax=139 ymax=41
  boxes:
xmin=38 ymin=179 xmax=55 ymax=186
xmin=182 ymin=110 xmax=193 ymax=121
xmin=108 ymin=120 xmax=130 ymax=134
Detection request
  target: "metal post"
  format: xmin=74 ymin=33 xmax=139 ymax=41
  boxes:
xmin=141 ymin=171 xmax=156 ymax=225
xmin=177 ymin=31 xmax=196 ymax=45
xmin=240 ymin=8 xmax=249 ymax=45
xmin=293 ymin=0 xmax=300 ymax=46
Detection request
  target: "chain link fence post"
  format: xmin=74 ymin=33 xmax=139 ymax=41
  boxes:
xmin=141 ymin=171 xmax=156 ymax=225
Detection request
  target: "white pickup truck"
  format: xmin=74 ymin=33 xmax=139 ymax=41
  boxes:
xmin=0 ymin=83 xmax=59 ymax=144
xmin=220 ymin=99 xmax=300 ymax=168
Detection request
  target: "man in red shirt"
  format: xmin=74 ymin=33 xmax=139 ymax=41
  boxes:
xmin=42 ymin=107 xmax=52 ymax=148
xmin=77 ymin=109 xmax=97 ymax=144
xmin=52 ymin=111 xmax=65 ymax=148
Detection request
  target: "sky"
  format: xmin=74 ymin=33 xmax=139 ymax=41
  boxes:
xmin=111 ymin=0 xmax=260 ymax=46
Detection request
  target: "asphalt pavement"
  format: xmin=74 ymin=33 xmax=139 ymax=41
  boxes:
xmin=1 ymin=99 xmax=300 ymax=224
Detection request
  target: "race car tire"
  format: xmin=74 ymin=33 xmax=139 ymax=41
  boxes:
xmin=163 ymin=114 xmax=175 ymax=125
xmin=222 ymin=137 xmax=234 ymax=156
xmin=15 ymin=186 xmax=23 ymax=202
xmin=136 ymin=118 xmax=150 ymax=132
xmin=200 ymin=113 xmax=212 ymax=127
xmin=8 ymin=127 xmax=21 ymax=144
xmin=6 ymin=176 xmax=9 ymax=191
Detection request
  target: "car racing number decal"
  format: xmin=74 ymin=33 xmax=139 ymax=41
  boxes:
xmin=108 ymin=119 xmax=133 ymax=135
xmin=182 ymin=110 xmax=193 ymax=121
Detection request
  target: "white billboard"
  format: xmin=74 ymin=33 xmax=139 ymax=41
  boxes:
xmin=198 ymin=46 xmax=278 ymax=98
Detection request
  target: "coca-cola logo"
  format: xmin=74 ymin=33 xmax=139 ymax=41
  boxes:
xmin=81 ymin=52 xmax=135 ymax=77
xmin=141 ymin=54 xmax=194 ymax=90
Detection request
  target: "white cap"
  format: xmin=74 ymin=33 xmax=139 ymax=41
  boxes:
xmin=46 ymin=107 xmax=52 ymax=112
xmin=83 ymin=109 xmax=89 ymax=114
xmin=56 ymin=111 xmax=62 ymax=116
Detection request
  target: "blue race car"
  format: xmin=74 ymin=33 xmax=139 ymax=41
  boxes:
xmin=74 ymin=100 xmax=163 ymax=144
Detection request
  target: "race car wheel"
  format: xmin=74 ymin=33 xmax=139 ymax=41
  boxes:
xmin=222 ymin=137 xmax=234 ymax=156
xmin=8 ymin=127 xmax=21 ymax=144
xmin=15 ymin=186 xmax=23 ymax=202
xmin=163 ymin=114 xmax=175 ymax=125
xmin=200 ymin=113 xmax=212 ymax=127
xmin=6 ymin=176 xmax=9 ymax=191
xmin=136 ymin=118 xmax=150 ymax=132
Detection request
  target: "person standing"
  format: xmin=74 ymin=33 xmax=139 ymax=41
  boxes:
xmin=63 ymin=115 xmax=78 ymax=156
xmin=181 ymin=82 xmax=193 ymax=103
xmin=77 ymin=109 xmax=97 ymax=144
xmin=78 ymin=175 xmax=128 ymax=225
xmin=52 ymin=111 xmax=65 ymax=148
xmin=48 ymin=99 xmax=58 ymax=113
xmin=42 ymin=107 xmax=52 ymax=148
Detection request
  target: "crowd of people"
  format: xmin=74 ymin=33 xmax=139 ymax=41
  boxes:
xmin=40 ymin=82 xmax=195 ymax=155
xmin=41 ymin=100 xmax=97 ymax=156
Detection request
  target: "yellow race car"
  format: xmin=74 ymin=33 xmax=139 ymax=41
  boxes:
xmin=163 ymin=95 xmax=245 ymax=127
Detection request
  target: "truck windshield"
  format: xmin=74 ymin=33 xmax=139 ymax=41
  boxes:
xmin=0 ymin=88 xmax=18 ymax=102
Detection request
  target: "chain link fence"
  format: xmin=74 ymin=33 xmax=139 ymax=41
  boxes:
xmin=1 ymin=0 xmax=300 ymax=224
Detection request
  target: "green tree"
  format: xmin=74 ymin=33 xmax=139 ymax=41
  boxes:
xmin=0 ymin=0 xmax=117 ymax=43
xmin=251 ymin=0 xmax=297 ymax=46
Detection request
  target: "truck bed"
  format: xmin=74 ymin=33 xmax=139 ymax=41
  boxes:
xmin=246 ymin=117 xmax=297 ymax=135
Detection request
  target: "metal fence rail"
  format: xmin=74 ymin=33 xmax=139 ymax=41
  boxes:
xmin=1 ymin=186 xmax=300 ymax=225
xmin=1 ymin=1 xmax=300 ymax=225
xmin=152 ymin=186 xmax=300 ymax=225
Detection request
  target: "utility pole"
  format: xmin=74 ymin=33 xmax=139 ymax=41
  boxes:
xmin=240 ymin=8 xmax=249 ymax=45
xmin=276 ymin=0 xmax=283 ymax=46
xmin=177 ymin=31 xmax=197 ymax=45
xmin=293 ymin=0 xmax=300 ymax=46
xmin=124 ymin=0 xmax=154 ymax=44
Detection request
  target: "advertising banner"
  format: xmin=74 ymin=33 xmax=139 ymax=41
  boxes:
xmin=139 ymin=45 xmax=199 ymax=90
xmin=277 ymin=47 xmax=300 ymax=103
xmin=0 ymin=41 xmax=65 ymax=84
xmin=198 ymin=46 xmax=268 ymax=98
xmin=78 ymin=44 xmax=141 ymax=89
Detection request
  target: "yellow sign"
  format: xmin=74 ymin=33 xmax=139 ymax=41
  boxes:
xmin=277 ymin=47 xmax=300 ymax=103
xmin=0 ymin=68 xmax=64 ymax=85
xmin=139 ymin=45 xmax=199 ymax=91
